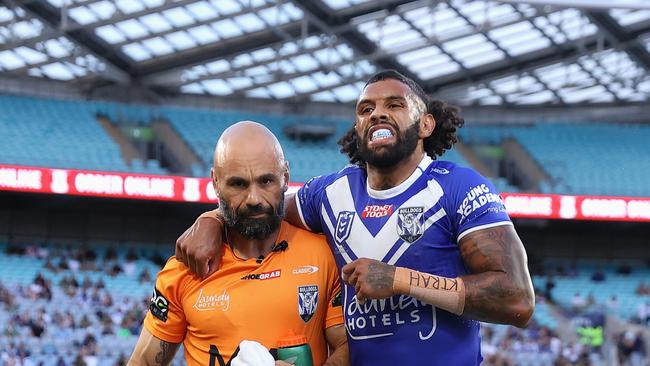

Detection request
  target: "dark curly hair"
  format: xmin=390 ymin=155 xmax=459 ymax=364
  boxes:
xmin=338 ymin=70 xmax=465 ymax=167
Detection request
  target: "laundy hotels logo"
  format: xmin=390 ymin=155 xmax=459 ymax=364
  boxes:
xmin=193 ymin=288 xmax=230 ymax=311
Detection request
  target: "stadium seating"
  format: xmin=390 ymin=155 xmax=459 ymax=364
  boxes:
xmin=0 ymin=95 xmax=131 ymax=173
xmin=135 ymin=104 xmax=472 ymax=182
xmin=1 ymin=94 xmax=473 ymax=183
xmin=461 ymin=123 xmax=650 ymax=196
xmin=1 ymin=241 xmax=608 ymax=366
xmin=534 ymin=258 xmax=650 ymax=320
xmin=0 ymin=240 xmax=185 ymax=366
xmin=0 ymin=95 xmax=166 ymax=175
xmin=15 ymin=93 xmax=648 ymax=195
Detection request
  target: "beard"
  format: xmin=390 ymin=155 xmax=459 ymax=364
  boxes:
xmin=220 ymin=192 xmax=284 ymax=240
xmin=357 ymin=121 xmax=420 ymax=169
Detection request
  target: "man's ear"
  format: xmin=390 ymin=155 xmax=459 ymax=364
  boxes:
xmin=419 ymin=113 xmax=435 ymax=138
xmin=210 ymin=167 xmax=219 ymax=196
xmin=282 ymin=160 xmax=290 ymax=192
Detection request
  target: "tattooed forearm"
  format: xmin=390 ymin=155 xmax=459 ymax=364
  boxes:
xmin=154 ymin=341 xmax=176 ymax=365
xmin=366 ymin=262 xmax=396 ymax=292
xmin=459 ymin=225 xmax=534 ymax=328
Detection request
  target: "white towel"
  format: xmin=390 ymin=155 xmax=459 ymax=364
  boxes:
xmin=230 ymin=340 xmax=275 ymax=366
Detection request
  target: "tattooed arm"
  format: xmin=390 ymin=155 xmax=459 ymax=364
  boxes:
xmin=342 ymin=225 xmax=534 ymax=328
xmin=458 ymin=225 xmax=534 ymax=327
xmin=128 ymin=327 xmax=180 ymax=366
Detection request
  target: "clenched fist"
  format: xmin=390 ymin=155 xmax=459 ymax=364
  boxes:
xmin=341 ymin=258 xmax=397 ymax=303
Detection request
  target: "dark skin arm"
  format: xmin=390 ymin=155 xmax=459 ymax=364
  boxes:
xmin=176 ymin=194 xmax=303 ymax=277
xmin=128 ymin=327 xmax=180 ymax=366
xmin=458 ymin=225 xmax=534 ymax=327
xmin=323 ymin=324 xmax=350 ymax=366
xmin=342 ymin=225 xmax=535 ymax=328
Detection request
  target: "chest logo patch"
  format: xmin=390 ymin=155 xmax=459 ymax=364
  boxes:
xmin=397 ymin=207 xmax=424 ymax=243
xmin=335 ymin=211 xmax=354 ymax=244
xmin=193 ymin=288 xmax=230 ymax=312
xmin=298 ymin=285 xmax=319 ymax=322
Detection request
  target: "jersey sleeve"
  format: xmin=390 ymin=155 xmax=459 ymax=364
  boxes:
xmin=323 ymin=251 xmax=344 ymax=329
xmin=143 ymin=258 xmax=187 ymax=344
xmin=445 ymin=167 xmax=512 ymax=242
xmin=295 ymin=173 xmax=338 ymax=233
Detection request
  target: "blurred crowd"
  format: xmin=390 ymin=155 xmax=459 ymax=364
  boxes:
xmin=1 ymin=244 xmax=649 ymax=366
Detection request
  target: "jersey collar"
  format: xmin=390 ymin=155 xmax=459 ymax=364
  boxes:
xmin=366 ymin=154 xmax=433 ymax=200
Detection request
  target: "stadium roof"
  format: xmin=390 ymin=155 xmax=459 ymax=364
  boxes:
xmin=0 ymin=0 xmax=649 ymax=105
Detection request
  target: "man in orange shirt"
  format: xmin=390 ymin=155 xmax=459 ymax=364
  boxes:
xmin=128 ymin=121 xmax=348 ymax=366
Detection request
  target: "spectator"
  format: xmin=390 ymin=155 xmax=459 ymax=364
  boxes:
xmin=108 ymin=263 xmax=122 ymax=277
xmin=571 ymin=292 xmax=587 ymax=311
xmin=606 ymin=295 xmax=620 ymax=311
xmin=545 ymin=275 xmax=556 ymax=303
xmin=636 ymin=282 xmax=650 ymax=296
xmin=591 ymin=268 xmax=605 ymax=282
xmin=137 ymin=268 xmax=151 ymax=284
xmin=123 ymin=259 xmax=136 ymax=276
xmin=586 ymin=292 xmax=595 ymax=308
xmin=67 ymin=253 xmax=81 ymax=272
xmin=126 ymin=248 xmax=138 ymax=261
xmin=617 ymin=263 xmax=632 ymax=276
xmin=636 ymin=301 xmax=650 ymax=325
xmin=618 ymin=330 xmax=646 ymax=366
xmin=105 ymin=247 xmax=117 ymax=261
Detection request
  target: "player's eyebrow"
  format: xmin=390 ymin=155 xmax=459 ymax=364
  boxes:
xmin=384 ymin=96 xmax=407 ymax=104
xmin=356 ymin=95 xmax=405 ymax=108
xmin=256 ymin=173 xmax=276 ymax=183
xmin=225 ymin=176 xmax=248 ymax=186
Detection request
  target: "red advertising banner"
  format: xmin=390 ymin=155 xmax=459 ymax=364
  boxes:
xmin=1 ymin=164 xmax=649 ymax=222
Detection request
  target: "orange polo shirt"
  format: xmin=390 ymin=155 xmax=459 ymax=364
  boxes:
xmin=144 ymin=221 xmax=343 ymax=366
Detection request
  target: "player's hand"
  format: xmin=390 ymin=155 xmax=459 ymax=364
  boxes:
xmin=175 ymin=213 xmax=224 ymax=278
xmin=341 ymin=258 xmax=396 ymax=303
xmin=275 ymin=361 xmax=293 ymax=366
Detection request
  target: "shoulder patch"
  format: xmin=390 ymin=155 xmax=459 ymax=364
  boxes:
xmin=149 ymin=287 xmax=169 ymax=322
xmin=332 ymin=290 xmax=342 ymax=307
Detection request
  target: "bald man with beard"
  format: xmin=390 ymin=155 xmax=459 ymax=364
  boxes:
xmin=129 ymin=122 xmax=348 ymax=366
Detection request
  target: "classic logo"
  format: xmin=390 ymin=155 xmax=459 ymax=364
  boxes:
xmin=149 ymin=288 xmax=169 ymax=322
xmin=241 ymin=269 xmax=281 ymax=280
xmin=298 ymin=285 xmax=319 ymax=322
xmin=335 ymin=211 xmax=354 ymax=244
xmin=193 ymin=288 xmax=230 ymax=312
xmin=361 ymin=204 xmax=393 ymax=218
xmin=292 ymin=266 xmax=319 ymax=275
xmin=397 ymin=207 xmax=424 ymax=243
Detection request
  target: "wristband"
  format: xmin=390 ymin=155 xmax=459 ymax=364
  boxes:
xmin=393 ymin=267 xmax=465 ymax=315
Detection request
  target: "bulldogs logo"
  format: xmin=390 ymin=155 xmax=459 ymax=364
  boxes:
xmin=397 ymin=207 xmax=424 ymax=243
xmin=298 ymin=285 xmax=319 ymax=322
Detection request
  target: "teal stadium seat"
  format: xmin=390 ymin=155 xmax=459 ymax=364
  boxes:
xmin=461 ymin=123 xmax=650 ymax=196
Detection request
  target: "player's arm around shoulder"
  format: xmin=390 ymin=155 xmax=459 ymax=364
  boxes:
xmin=323 ymin=324 xmax=349 ymax=366
xmin=459 ymin=224 xmax=535 ymax=328
xmin=128 ymin=327 xmax=180 ymax=366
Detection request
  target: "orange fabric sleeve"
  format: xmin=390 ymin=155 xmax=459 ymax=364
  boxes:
xmin=324 ymin=252 xmax=344 ymax=329
xmin=143 ymin=258 xmax=188 ymax=344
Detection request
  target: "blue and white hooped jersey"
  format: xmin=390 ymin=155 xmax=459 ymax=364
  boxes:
xmin=296 ymin=155 xmax=512 ymax=366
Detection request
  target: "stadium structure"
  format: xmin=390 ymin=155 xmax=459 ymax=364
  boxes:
xmin=0 ymin=0 xmax=649 ymax=365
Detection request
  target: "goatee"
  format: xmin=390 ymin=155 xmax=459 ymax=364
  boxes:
xmin=220 ymin=193 xmax=284 ymax=240
xmin=357 ymin=122 xmax=419 ymax=169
